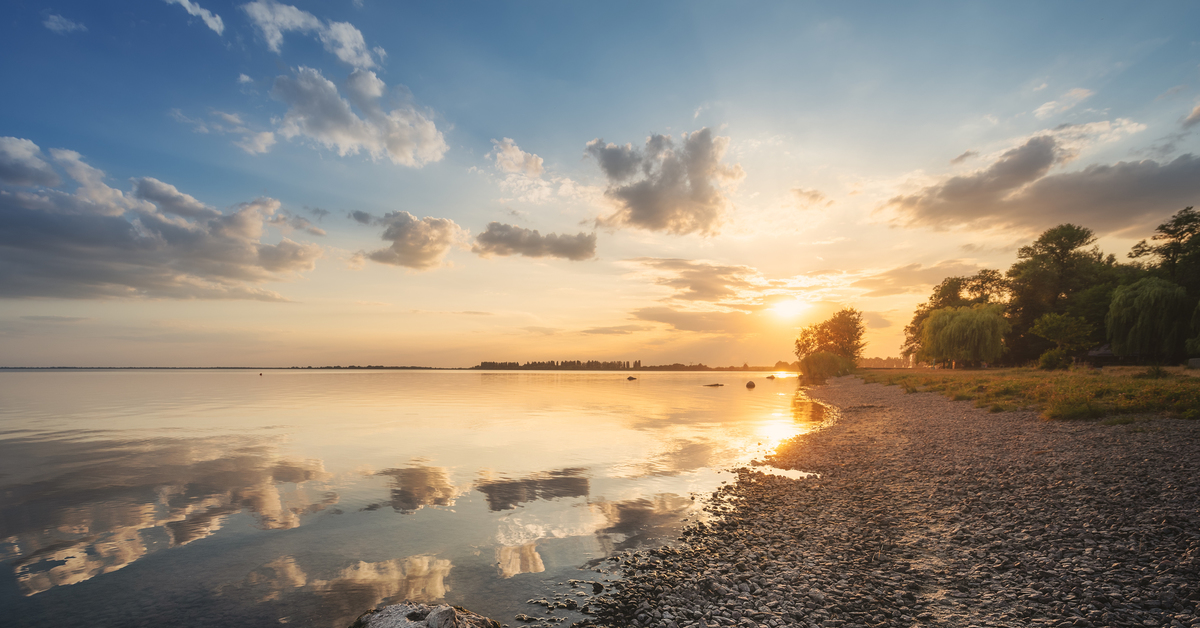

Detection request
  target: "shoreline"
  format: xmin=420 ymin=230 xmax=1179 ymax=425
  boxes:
xmin=576 ymin=376 xmax=1200 ymax=628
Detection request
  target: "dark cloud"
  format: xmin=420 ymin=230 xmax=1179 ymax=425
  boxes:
xmin=0 ymin=137 xmax=61 ymax=187
xmin=308 ymin=207 xmax=331 ymax=220
xmin=267 ymin=210 xmax=326 ymax=236
xmin=635 ymin=258 xmax=757 ymax=302
xmin=888 ymin=135 xmax=1200 ymax=234
xmin=852 ymin=260 xmax=983 ymax=297
xmin=581 ymin=324 xmax=651 ymax=335
xmin=949 ymin=150 xmax=978 ymax=165
xmin=587 ymin=128 xmax=744 ymax=236
xmin=475 ymin=468 xmax=589 ymax=512
xmin=472 ymin=222 xmax=596 ymax=261
xmin=19 ymin=315 xmax=87 ymax=322
xmin=0 ymin=140 xmax=322 ymax=300
xmin=348 ymin=210 xmax=375 ymax=224
xmin=366 ymin=211 xmax=462 ymax=270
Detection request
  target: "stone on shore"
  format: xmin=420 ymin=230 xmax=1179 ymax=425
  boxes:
xmin=349 ymin=603 xmax=500 ymax=628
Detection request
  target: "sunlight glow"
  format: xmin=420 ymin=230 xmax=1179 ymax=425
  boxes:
xmin=770 ymin=299 xmax=811 ymax=319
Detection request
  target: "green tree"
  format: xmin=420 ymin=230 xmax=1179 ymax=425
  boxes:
xmin=901 ymin=270 xmax=1007 ymax=358
xmin=1106 ymin=277 xmax=1193 ymax=362
xmin=794 ymin=307 xmax=868 ymax=363
xmin=919 ymin=304 xmax=1010 ymax=366
xmin=1129 ymin=207 xmax=1200 ymax=289
xmin=1030 ymin=313 xmax=1095 ymax=351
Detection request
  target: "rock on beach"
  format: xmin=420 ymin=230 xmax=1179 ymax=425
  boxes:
xmin=577 ymin=376 xmax=1200 ymax=628
xmin=350 ymin=603 xmax=500 ymax=628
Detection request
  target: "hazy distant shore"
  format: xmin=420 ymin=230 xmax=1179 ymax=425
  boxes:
xmin=577 ymin=377 xmax=1200 ymax=628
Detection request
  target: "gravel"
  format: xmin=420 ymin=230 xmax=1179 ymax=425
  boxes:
xmin=573 ymin=376 xmax=1200 ymax=628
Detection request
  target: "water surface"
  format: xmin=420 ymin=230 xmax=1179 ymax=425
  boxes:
xmin=0 ymin=370 xmax=829 ymax=627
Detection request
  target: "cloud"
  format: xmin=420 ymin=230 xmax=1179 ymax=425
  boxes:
xmin=235 ymin=131 xmax=277 ymax=154
xmin=887 ymin=134 xmax=1200 ymax=234
xmin=271 ymin=67 xmax=447 ymax=167
xmin=267 ymin=210 xmax=326 ymax=236
xmin=348 ymin=210 xmax=375 ymax=224
xmin=164 ymin=0 xmax=224 ymax=35
xmin=0 ymin=139 xmax=321 ymax=300
xmin=792 ymin=187 xmax=831 ymax=208
xmin=238 ymin=73 xmax=253 ymax=84
xmin=862 ymin=311 xmax=892 ymax=328
xmin=1184 ymin=104 xmax=1200 ymax=129
xmin=851 ymin=260 xmax=983 ymax=297
xmin=634 ymin=258 xmax=758 ymax=303
xmin=631 ymin=307 xmax=757 ymax=335
xmin=581 ymin=324 xmax=651 ymax=335
xmin=489 ymin=138 xmax=544 ymax=177
xmin=170 ymin=109 xmax=276 ymax=155
xmin=365 ymin=211 xmax=463 ymax=270
xmin=587 ymin=128 xmax=745 ymax=236
xmin=472 ymin=222 xmax=596 ymax=261
xmin=0 ymin=137 xmax=61 ymax=187
xmin=242 ymin=0 xmax=381 ymax=69
xmin=1033 ymin=88 xmax=1094 ymax=119
xmin=20 ymin=315 xmax=88 ymax=323
xmin=43 ymin=15 xmax=85 ymax=34
xmin=949 ymin=150 xmax=978 ymax=165
xmin=1156 ymin=85 xmax=1186 ymax=101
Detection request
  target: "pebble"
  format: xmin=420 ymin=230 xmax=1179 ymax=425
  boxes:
xmin=572 ymin=376 xmax=1200 ymax=628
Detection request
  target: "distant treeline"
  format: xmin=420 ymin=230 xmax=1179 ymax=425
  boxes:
xmin=856 ymin=356 xmax=912 ymax=369
xmin=474 ymin=360 xmax=801 ymax=371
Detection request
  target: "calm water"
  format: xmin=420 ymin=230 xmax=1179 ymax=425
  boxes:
xmin=0 ymin=370 xmax=831 ymax=628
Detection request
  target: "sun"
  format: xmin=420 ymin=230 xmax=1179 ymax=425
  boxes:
xmin=770 ymin=299 xmax=811 ymax=318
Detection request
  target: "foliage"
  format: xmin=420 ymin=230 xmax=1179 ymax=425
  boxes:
xmin=1030 ymin=313 xmax=1095 ymax=351
xmin=1106 ymin=277 xmax=1193 ymax=361
xmin=918 ymin=304 xmax=1010 ymax=365
xmin=794 ymin=307 xmax=867 ymax=362
xmin=799 ymin=351 xmax=855 ymax=381
xmin=901 ymin=270 xmax=1007 ymax=358
xmin=858 ymin=367 xmax=1200 ymax=421
xmin=1038 ymin=348 xmax=1072 ymax=370
xmin=1129 ymin=206 xmax=1200 ymax=291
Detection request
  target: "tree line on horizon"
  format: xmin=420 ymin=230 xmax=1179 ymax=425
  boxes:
xmin=899 ymin=206 xmax=1200 ymax=368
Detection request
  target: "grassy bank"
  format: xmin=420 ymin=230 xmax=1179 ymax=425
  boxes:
xmin=857 ymin=366 xmax=1200 ymax=421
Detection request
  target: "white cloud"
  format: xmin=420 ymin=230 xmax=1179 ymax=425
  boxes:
xmin=366 ymin=211 xmax=463 ymax=270
xmin=1184 ymin=104 xmax=1200 ymax=129
xmin=242 ymin=0 xmax=382 ymax=69
xmin=0 ymin=139 xmax=321 ymax=300
xmin=271 ymin=67 xmax=447 ymax=167
xmin=587 ymin=128 xmax=745 ymax=236
xmin=489 ymin=138 xmax=544 ymax=177
xmin=238 ymin=73 xmax=254 ymax=84
xmin=43 ymin=14 xmax=85 ymax=34
xmin=0 ymin=137 xmax=61 ymax=187
xmin=170 ymin=109 xmax=276 ymax=155
xmin=235 ymin=131 xmax=277 ymax=154
xmin=1033 ymin=87 xmax=1094 ymax=119
xmin=164 ymin=0 xmax=224 ymax=35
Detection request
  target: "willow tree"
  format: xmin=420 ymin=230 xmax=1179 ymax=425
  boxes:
xmin=1106 ymin=277 xmax=1193 ymax=361
xmin=919 ymin=304 xmax=1010 ymax=366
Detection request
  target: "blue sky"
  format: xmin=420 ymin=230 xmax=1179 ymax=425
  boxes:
xmin=3 ymin=1 xmax=1200 ymax=366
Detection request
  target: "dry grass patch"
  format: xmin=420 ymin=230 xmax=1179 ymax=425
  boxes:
xmin=857 ymin=367 xmax=1200 ymax=421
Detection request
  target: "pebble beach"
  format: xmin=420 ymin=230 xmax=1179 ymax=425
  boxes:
xmin=576 ymin=376 xmax=1200 ymax=628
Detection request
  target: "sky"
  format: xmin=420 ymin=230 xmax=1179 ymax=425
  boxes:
xmin=2 ymin=1 xmax=1200 ymax=367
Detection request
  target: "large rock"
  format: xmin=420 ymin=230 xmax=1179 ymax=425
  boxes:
xmin=349 ymin=603 xmax=500 ymax=628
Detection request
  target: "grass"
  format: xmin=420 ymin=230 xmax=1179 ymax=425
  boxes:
xmin=857 ymin=366 xmax=1200 ymax=421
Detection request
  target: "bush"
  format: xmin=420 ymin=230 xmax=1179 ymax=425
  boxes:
xmin=1038 ymin=348 xmax=1072 ymax=370
xmin=799 ymin=351 xmax=855 ymax=381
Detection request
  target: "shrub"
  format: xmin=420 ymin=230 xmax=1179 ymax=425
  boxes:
xmin=1038 ymin=348 xmax=1072 ymax=370
xmin=799 ymin=351 xmax=855 ymax=381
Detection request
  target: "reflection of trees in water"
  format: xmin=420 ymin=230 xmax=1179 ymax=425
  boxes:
xmin=792 ymin=387 xmax=829 ymax=423
xmin=475 ymin=468 xmax=589 ymax=511
xmin=377 ymin=465 xmax=461 ymax=512
xmin=234 ymin=554 xmax=452 ymax=627
xmin=0 ymin=436 xmax=335 ymax=596
xmin=591 ymin=493 xmax=696 ymax=555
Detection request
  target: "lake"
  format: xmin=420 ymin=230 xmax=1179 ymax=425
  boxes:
xmin=0 ymin=370 xmax=830 ymax=628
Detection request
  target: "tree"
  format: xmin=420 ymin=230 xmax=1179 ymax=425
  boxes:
xmin=1030 ymin=313 xmax=1095 ymax=351
xmin=794 ymin=307 xmax=868 ymax=363
xmin=1106 ymin=277 xmax=1193 ymax=362
xmin=901 ymin=270 xmax=1007 ymax=358
xmin=1129 ymin=207 xmax=1200 ymax=287
xmin=918 ymin=304 xmax=1010 ymax=366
